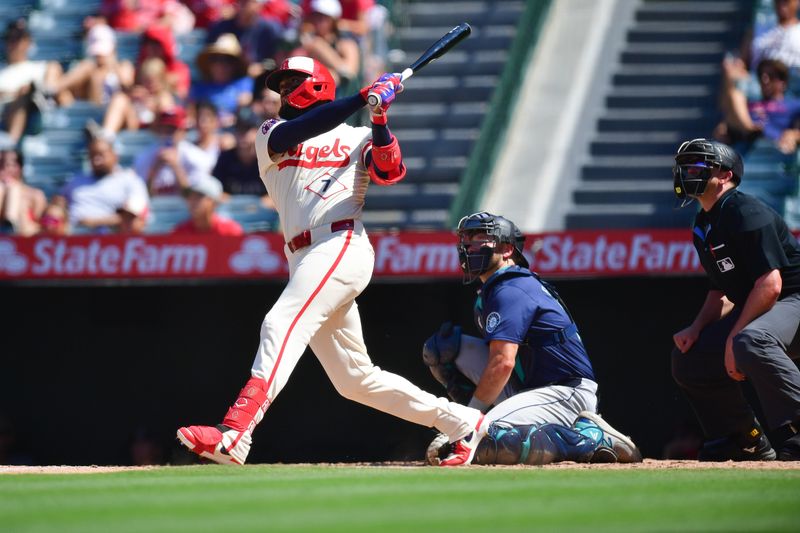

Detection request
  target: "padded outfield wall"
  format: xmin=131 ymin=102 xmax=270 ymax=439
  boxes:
xmin=2 ymin=229 xmax=791 ymax=465
xmin=2 ymin=275 xmax=718 ymax=466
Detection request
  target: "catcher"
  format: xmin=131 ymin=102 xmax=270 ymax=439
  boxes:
xmin=424 ymin=212 xmax=643 ymax=465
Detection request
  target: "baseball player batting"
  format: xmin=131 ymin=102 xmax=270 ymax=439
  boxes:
xmin=177 ymin=57 xmax=485 ymax=466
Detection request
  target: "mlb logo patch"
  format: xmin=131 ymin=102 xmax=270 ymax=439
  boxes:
xmin=716 ymin=257 xmax=735 ymax=272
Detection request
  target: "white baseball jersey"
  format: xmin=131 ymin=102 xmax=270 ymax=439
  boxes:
xmin=255 ymin=118 xmax=372 ymax=240
xmin=242 ymin=113 xmax=482 ymax=446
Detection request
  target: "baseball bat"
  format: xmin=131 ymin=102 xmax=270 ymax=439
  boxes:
xmin=367 ymin=22 xmax=472 ymax=108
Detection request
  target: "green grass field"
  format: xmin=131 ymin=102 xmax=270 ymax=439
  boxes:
xmin=1 ymin=465 xmax=799 ymax=532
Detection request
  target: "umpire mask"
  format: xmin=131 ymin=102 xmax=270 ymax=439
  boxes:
xmin=673 ymin=138 xmax=743 ymax=208
xmin=673 ymin=159 xmax=715 ymax=203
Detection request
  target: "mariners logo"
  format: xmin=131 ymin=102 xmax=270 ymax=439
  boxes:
xmin=716 ymin=257 xmax=735 ymax=272
xmin=485 ymin=312 xmax=501 ymax=333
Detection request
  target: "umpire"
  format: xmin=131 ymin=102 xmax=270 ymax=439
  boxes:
xmin=671 ymin=138 xmax=800 ymax=461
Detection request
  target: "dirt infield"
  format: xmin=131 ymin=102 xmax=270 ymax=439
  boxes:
xmin=1 ymin=459 xmax=799 ymax=474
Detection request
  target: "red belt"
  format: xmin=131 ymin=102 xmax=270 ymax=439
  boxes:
xmin=287 ymin=219 xmax=356 ymax=253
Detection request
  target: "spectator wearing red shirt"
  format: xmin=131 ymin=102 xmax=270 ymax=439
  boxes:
xmin=173 ymin=173 xmax=243 ymax=235
xmin=0 ymin=148 xmax=46 ymax=236
xmin=100 ymin=0 xmax=166 ymax=31
xmin=97 ymin=0 xmax=195 ymax=35
xmin=290 ymin=0 xmax=360 ymax=88
xmin=185 ymin=0 xmax=294 ymax=29
xmin=259 ymin=0 xmax=296 ymax=28
xmin=138 ymin=26 xmax=192 ymax=100
xmin=301 ymin=0 xmax=372 ymax=37
xmin=206 ymin=0 xmax=283 ymax=76
xmin=183 ymin=0 xmax=236 ymax=29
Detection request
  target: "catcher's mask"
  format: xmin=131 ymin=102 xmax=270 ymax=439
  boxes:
xmin=673 ymin=138 xmax=743 ymax=207
xmin=266 ymin=56 xmax=335 ymax=119
xmin=456 ymin=212 xmax=529 ymax=284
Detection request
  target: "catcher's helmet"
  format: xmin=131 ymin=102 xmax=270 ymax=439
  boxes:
xmin=673 ymin=138 xmax=743 ymax=204
xmin=266 ymin=56 xmax=336 ymax=111
xmin=456 ymin=212 xmax=529 ymax=283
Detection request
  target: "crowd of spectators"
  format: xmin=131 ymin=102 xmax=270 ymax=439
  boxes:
xmin=0 ymin=0 xmax=392 ymax=236
xmin=715 ymin=0 xmax=800 ymax=155
xmin=715 ymin=58 xmax=800 ymax=154
xmin=706 ymin=0 xmax=800 ymax=225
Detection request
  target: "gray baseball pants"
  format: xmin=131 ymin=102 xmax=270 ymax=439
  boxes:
xmin=455 ymin=334 xmax=598 ymax=428
xmin=671 ymin=292 xmax=800 ymax=438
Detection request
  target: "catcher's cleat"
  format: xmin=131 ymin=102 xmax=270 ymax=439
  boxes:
xmin=698 ymin=425 xmax=776 ymax=462
xmin=177 ymin=424 xmax=252 ymax=465
xmin=440 ymin=414 xmax=486 ymax=467
xmin=572 ymin=411 xmax=643 ymax=463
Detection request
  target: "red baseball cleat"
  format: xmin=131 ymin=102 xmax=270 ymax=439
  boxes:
xmin=177 ymin=424 xmax=252 ymax=465
xmin=440 ymin=414 xmax=486 ymax=467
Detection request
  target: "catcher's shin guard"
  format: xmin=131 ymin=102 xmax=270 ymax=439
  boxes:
xmin=473 ymin=422 xmax=598 ymax=465
xmin=177 ymin=377 xmax=270 ymax=465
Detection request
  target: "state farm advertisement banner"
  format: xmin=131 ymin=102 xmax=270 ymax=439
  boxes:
xmin=0 ymin=229 xmax=722 ymax=282
xmin=0 ymin=234 xmax=287 ymax=280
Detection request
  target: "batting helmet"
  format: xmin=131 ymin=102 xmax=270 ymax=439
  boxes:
xmin=266 ymin=56 xmax=336 ymax=111
xmin=673 ymin=138 xmax=743 ymax=203
xmin=456 ymin=212 xmax=529 ymax=283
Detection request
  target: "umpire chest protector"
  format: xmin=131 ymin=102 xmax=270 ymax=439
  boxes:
xmin=473 ymin=266 xmax=595 ymax=388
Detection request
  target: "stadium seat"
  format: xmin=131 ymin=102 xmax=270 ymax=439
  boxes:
xmin=116 ymin=32 xmax=142 ymax=63
xmin=738 ymin=139 xmax=799 ymax=214
xmin=566 ymin=0 xmax=780 ymax=229
xmin=28 ymin=10 xmax=84 ymax=38
xmin=22 ymin=131 xmax=85 ymax=157
xmin=146 ymin=196 xmax=190 ymax=234
xmin=218 ymin=196 xmax=279 ymax=232
xmin=38 ymin=0 xmax=102 ymax=12
xmin=0 ymin=0 xmax=35 ymax=22
xmin=116 ymin=130 xmax=158 ymax=166
xmin=40 ymin=102 xmax=105 ymax=132
xmin=28 ymin=35 xmax=82 ymax=63
xmin=785 ymin=194 xmax=800 ymax=228
xmin=24 ymin=150 xmax=82 ymax=193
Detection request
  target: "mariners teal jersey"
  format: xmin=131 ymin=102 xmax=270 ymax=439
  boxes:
xmin=473 ymin=266 xmax=595 ymax=388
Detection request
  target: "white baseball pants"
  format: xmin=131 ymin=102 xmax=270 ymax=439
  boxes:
xmin=251 ymin=221 xmax=481 ymax=441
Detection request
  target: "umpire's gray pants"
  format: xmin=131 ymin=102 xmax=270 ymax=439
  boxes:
xmin=672 ymin=292 xmax=800 ymax=438
xmin=455 ymin=334 xmax=598 ymax=428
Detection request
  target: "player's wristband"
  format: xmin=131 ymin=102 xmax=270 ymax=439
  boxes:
xmin=467 ymin=396 xmax=490 ymax=413
xmin=370 ymin=110 xmax=388 ymax=126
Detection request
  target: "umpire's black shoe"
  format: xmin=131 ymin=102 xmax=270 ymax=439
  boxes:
xmin=778 ymin=433 xmax=800 ymax=461
xmin=698 ymin=428 xmax=776 ymax=462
